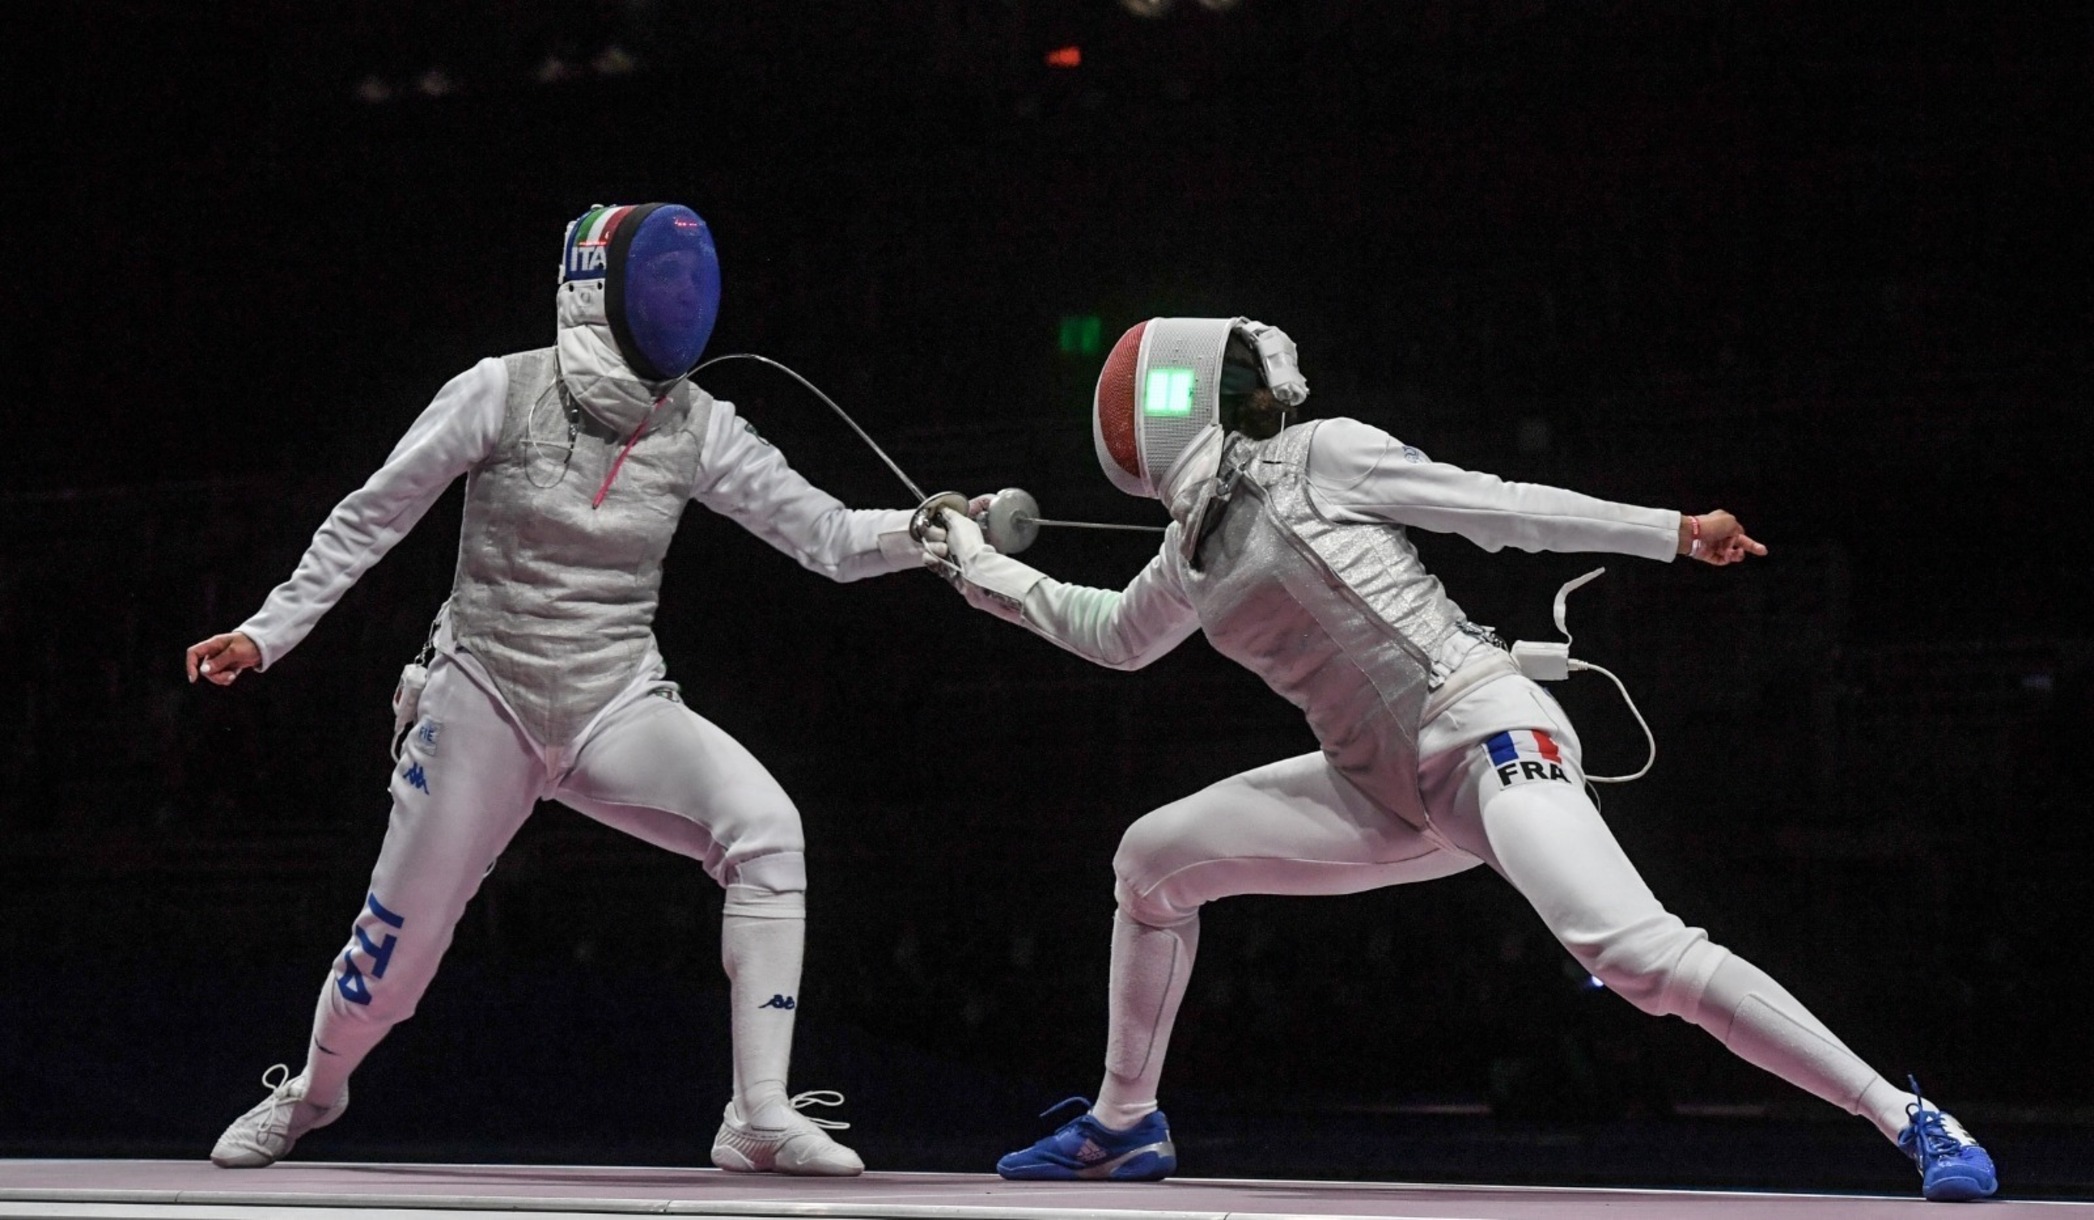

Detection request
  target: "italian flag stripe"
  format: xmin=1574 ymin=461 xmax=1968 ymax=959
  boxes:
xmin=595 ymin=204 xmax=635 ymax=244
xmin=571 ymin=206 xmax=608 ymax=246
xmin=578 ymin=205 xmax=632 ymax=246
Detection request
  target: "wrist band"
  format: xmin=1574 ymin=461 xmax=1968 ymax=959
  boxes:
xmin=1688 ymin=514 xmax=1701 ymax=541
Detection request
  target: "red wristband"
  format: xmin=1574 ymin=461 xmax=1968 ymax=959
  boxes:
xmin=1687 ymin=514 xmax=1701 ymax=540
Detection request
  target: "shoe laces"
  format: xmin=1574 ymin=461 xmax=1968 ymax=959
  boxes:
xmin=1904 ymin=1074 xmax=1975 ymax=1163
xmin=789 ymin=1090 xmax=850 ymax=1130
xmin=250 ymin=1064 xmax=302 ymax=1136
xmin=1035 ymin=1095 xmax=1097 ymax=1132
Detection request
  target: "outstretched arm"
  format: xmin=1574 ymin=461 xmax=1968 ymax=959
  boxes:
xmin=925 ymin=510 xmax=1201 ymax=670
xmin=184 ymin=358 xmax=507 ymax=685
xmin=1304 ymin=417 xmax=1769 ymax=564
xmin=689 ymin=400 xmax=919 ymax=582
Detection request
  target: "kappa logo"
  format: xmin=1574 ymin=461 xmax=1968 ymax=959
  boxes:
xmin=759 ymin=994 xmax=797 ymax=1010
xmin=1486 ymin=729 xmax=1574 ymax=787
xmin=403 ymin=761 xmax=430 ymax=793
xmin=741 ymin=419 xmax=773 ymax=447
xmin=1400 ymin=444 xmax=1429 ymax=463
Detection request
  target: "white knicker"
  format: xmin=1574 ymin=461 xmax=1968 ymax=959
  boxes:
xmin=1105 ymin=668 xmax=1906 ymax=1133
xmin=1113 ymin=670 xmax=1726 ymax=1019
xmin=317 ymin=649 xmax=807 ymax=1041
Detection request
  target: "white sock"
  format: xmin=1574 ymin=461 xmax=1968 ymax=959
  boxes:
xmin=1864 ymin=1077 xmax=1932 ymax=1142
xmin=722 ymin=911 xmax=806 ymax=1126
xmin=1691 ymin=953 xmax=1911 ymax=1142
xmin=1093 ymin=910 xmax=1198 ymax=1132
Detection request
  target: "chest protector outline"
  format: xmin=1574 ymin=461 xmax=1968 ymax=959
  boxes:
xmin=1179 ymin=422 xmax=1468 ymax=829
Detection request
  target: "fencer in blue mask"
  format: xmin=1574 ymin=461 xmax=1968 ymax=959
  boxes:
xmin=557 ymin=202 xmax=721 ymax=433
xmin=187 ymin=203 xmax=937 ymax=1175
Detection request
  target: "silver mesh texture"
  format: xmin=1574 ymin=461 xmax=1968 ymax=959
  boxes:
xmin=1137 ymin=318 xmax=1233 ymax=493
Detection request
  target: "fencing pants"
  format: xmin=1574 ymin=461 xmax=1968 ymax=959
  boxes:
xmin=295 ymin=650 xmax=813 ymax=1126
xmin=1094 ymin=670 xmax=1917 ymax=1143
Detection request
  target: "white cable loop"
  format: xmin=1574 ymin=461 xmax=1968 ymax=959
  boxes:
xmin=1569 ymin=660 xmax=1656 ymax=783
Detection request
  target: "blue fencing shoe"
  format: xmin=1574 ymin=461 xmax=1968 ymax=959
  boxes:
xmin=996 ymin=1097 xmax=1177 ymax=1181
xmin=1896 ymin=1076 xmax=1998 ymax=1202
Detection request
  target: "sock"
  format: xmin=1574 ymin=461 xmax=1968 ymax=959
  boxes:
xmin=1094 ymin=910 xmax=1199 ymax=1132
xmin=1866 ymin=1077 xmax=1934 ymax=1143
xmin=722 ymin=910 xmax=806 ymax=1127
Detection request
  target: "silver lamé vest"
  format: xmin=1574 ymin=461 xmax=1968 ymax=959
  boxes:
xmin=445 ymin=348 xmax=713 ymax=746
xmin=1178 ymin=422 xmax=1468 ymax=829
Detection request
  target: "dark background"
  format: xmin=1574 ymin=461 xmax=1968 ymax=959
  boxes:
xmin=6 ymin=0 xmax=2090 ymax=1198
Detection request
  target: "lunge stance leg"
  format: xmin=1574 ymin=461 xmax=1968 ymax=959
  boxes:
xmin=213 ymin=657 xmax=543 ymax=1167
xmin=999 ymin=752 xmax=1479 ymax=1180
xmin=1455 ymin=765 xmax=1994 ymax=1198
xmin=1473 ymin=778 xmax=1910 ymax=1133
xmin=558 ymin=689 xmax=858 ymax=1175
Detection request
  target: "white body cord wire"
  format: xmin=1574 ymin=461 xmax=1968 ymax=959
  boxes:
xmin=1570 ymin=659 xmax=1656 ymax=783
xmin=1511 ymin=567 xmax=1658 ymax=785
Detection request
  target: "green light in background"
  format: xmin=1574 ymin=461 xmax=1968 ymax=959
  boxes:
xmin=1059 ymin=314 xmax=1102 ymax=356
xmin=1143 ymin=367 xmax=1194 ymax=417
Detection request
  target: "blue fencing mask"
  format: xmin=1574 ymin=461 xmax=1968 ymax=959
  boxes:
xmin=561 ymin=202 xmax=722 ymax=383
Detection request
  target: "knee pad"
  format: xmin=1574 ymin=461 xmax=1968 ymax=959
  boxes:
xmin=1570 ymin=914 xmax=1729 ymax=1019
xmin=723 ymin=850 xmax=807 ymax=919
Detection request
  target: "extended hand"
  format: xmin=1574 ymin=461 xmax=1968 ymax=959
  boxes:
xmin=1680 ymin=510 xmax=1767 ymax=566
xmin=186 ymin=632 xmax=261 ymax=685
xmin=920 ymin=507 xmax=994 ymax=587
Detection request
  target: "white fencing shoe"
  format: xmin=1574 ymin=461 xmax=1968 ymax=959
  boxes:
xmin=209 ymin=1065 xmax=349 ymax=1168
xmin=711 ymin=1090 xmax=864 ymax=1176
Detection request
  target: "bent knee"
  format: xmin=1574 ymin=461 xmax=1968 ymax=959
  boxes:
xmin=723 ymin=849 xmax=807 ymax=918
xmin=1114 ymin=872 xmax=1194 ymax=927
xmin=1112 ymin=809 xmax=1207 ymax=926
xmin=702 ymin=788 xmax=803 ymax=879
xmin=1113 ymin=847 xmax=1238 ymax=929
xmin=1563 ymin=915 xmax=1727 ymax=1018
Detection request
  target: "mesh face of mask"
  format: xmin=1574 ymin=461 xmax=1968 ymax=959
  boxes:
xmin=607 ymin=203 xmax=721 ymax=383
xmin=562 ymin=202 xmax=723 ymax=383
xmin=1092 ymin=317 xmax=1236 ymax=498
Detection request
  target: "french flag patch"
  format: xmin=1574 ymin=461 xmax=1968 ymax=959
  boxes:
xmin=1485 ymin=729 xmax=1574 ymax=787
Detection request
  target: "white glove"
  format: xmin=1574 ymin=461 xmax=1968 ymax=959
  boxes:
xmin=922 ymin=505 xmax=1052 ymax=623
xmin=921 ymin=506 xmax=992 ymax=587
